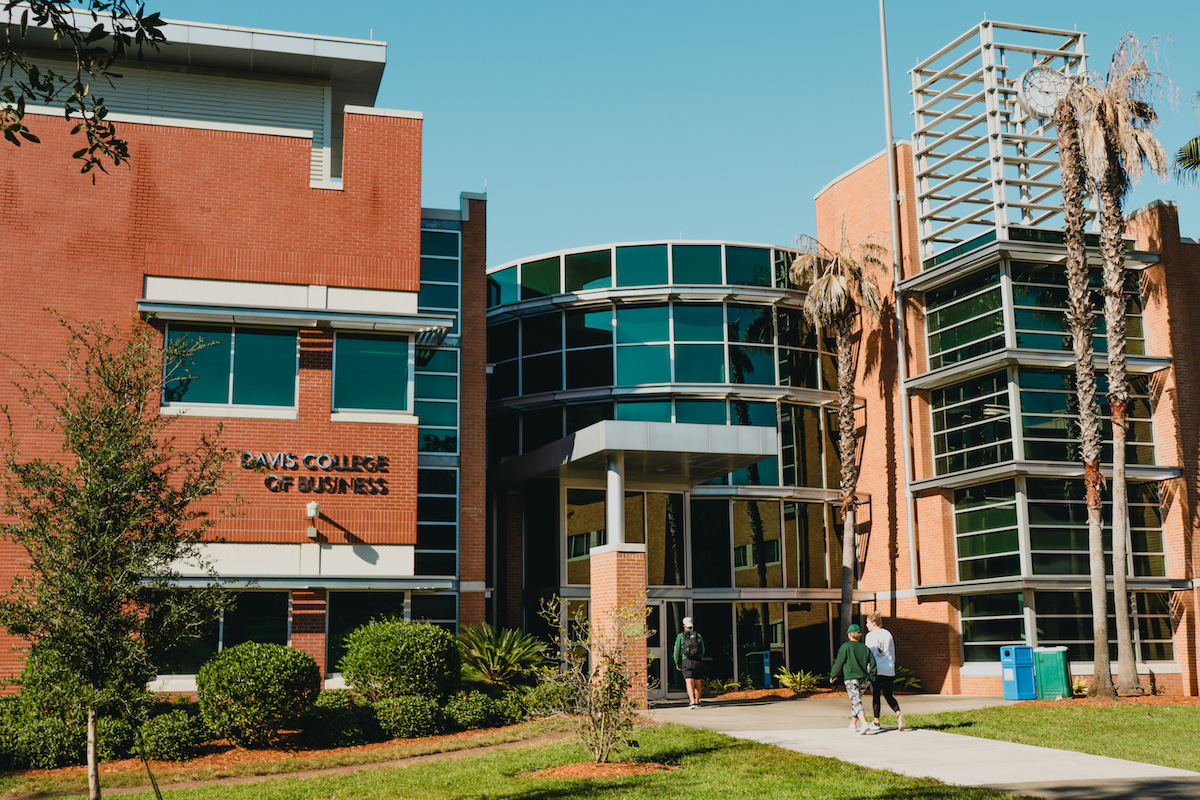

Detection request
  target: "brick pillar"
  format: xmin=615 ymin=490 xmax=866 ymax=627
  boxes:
xmin=589 ymin=544 xmax=648 ymax=709
xmin=291 ymin=588 xmax=328 ymax=678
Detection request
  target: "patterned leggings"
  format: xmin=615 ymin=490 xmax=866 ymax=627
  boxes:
xmin=845 ymin=679 xmax=865 ymax=718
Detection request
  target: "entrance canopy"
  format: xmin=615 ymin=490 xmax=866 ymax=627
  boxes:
xmin=494 ymin=420 xmax=777 ymax=489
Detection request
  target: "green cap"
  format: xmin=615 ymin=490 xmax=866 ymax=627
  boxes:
xmin=847 ymin=624 xmax=861 ymax=633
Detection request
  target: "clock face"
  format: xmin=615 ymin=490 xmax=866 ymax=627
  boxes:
xmin=1017 ymin=65 xmax=1070 ymax=120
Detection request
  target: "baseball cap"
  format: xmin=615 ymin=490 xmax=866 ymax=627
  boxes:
xmin=847 ymin=624 xmax=861 ymax=633
xmin=682 ymin=617 xmax=694 ymax=628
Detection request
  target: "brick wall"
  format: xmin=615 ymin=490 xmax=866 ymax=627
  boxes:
xmin=459 ymin=196 xmax=489 ymax=625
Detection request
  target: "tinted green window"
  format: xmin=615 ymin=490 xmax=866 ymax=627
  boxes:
xmin=489 ymin=361 xmax=517 ymax=400
xmin=222 ymin=592 xmax=289 ymax=648
xmin=565 ymin=250 xmax=612 ymax=292
xmin=488 ymin=321 xmax=518 ymax=363
xmin=953 ymin=480 xmax=1016 ymax=509
xmin=957 ymin=529 xmax=1019 ymax=558
xmin=616 ymin=344 xmax=670 ymax=385
xmin=415 ymin=374 xmax=457 ymax=400
xmin=421 ymin=230 xmax=459 ymax=257
xmin=616 ymin=401 xmax=672 ymax=422
xmin=565 ymin=347 xmax=613 ymax=389
xmin=676 ymin=400 xmax=725 ymax=424
xmin=729 ymin=345 xmax=774 ymax=384
xmin=726 ymin=305 xmax=773 ymax=343
xmin=419 ymin=283 xmax=458 ymax=310
xmin=672 ymin=244 xmax=722 ymax=284
xmin=565 ymin=309 xmax=612 ymax=348
xmin=164 ymin=325 xmax=231 ymax=403
xmin=565 ymin=401 xmax=614 ymax=433
xmin=420 ymin=257 xmax=458 ymax=283
xmin=411 ymin=594 xmax=457 ymax=621
xmin=616 ymin=305 xmax=669 ymax=343
xmin=488 ymin=267 xmax=518 ymax=308
xmin=415 ymin=400 xmax=457 ymax=427
xmin=521 ymin=313 xmax=562 ymax=355
xmin=732 ymin=455 xmax=779 ymax=486
xmin=415 ymin=553 xmax=457 ymax=577
xmin=777 ymin=308 xmax=817 ymax=348
xmin=690 ymin=499 xmax=731 ymax=587
xmin=521 ymin=257 xmax=561 ymax=299
xmin=418 ymin=469 xmax=457 ymax=494
xmin=417 ymin=524 xmax=457 ymax=549
xmin=616 ymin=244 xmax=668 ymax=287
xmin=731 ymin=400 xmax=776 ymax=427
xmin=675 ymin=344 xmax=725 ymax=382
xmin=726 ymin=246 xmax=772 ymax=287
xmin=961 ymin=592 xmax=1023 ymax=618
xmin=780 ymin=348 xmax=819 ymax=388
xmin=781 ymin=404 xmax=823 ymax=488
xmin=334 ymin=334 xmax=409 ymax=411
xmin=417 ymin=349 xmax=457 ymax=373
xmin=417 ymin=495 xmax=457 ymax=522
xmin=674 ymin=305 xmax=724 ymax=341
xmin=232 ymin=329 xmax=296 ymax=406
xmin=522 ymin=353 xmax=562 ymax=394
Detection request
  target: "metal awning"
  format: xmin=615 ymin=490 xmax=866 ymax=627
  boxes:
xmin=138 ymin=299 xmax=454 ymax=336
xmin=493 ymin=420 xmax=777 ymax=489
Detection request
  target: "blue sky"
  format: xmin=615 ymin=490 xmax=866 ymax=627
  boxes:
xmin=151 ymin=1 xmax=1200 ymax=266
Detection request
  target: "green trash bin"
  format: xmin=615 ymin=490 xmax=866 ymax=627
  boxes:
xmin=1034 ymin=646 xmax=1071 ymax=700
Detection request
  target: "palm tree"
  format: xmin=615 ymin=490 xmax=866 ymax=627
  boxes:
xmin=790 ymin=223 xmax=883 ymax=639
xmin=1173 ymin=91 xmax=1200 ymax=186
xmin=1078 ymin=34 xmax=1169 ymax=696
xmin=1054 ymin=88 xmax=1113 ymax=698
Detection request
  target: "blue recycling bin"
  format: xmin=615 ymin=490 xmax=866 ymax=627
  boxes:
xmin=1000 ymin=645 xmax=1036 ymax=700
xmin=746 ymin=650 xmax=784 ymax=688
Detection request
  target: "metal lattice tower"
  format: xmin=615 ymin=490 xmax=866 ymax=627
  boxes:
xmin=910 ymin=21 xmax=1089 ymax=264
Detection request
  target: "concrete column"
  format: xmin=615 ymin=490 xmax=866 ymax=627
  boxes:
xmin=606 ymin=451 xmax=624 ymax=545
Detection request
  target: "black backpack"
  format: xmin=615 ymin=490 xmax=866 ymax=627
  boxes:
xmin=682 ymin=629 xmax=701 ymax=659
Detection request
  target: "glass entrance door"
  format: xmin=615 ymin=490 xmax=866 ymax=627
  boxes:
xmin=647 ymin=600 xmax=689 ymax=700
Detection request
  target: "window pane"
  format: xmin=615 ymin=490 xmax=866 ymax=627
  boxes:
xmin=616 ymin=244 xmax=668 ymax=287
xmin=522 ymin=406 xmax=563 ymax=452
xmin=489 ymin=360 xmax=517 ymax=400
xmin=729 ymin=345 xmax=774 ymax=384
xmin=675 ymin=344 xmax=725 ymax=383
xmin=334 ymin=334 xmax=409 ymax=411
xmin=223 ymin=592 xmax=289 ymax=648
xmin=565 ymin=347 xmax=614 ymax=389
xmin=646 ymin=493 xmax=686 ymax=586
xmin=415 ymin=400 xmax=456 ymax=427
xmin=733 ymin=500 xmax=782 ymax=588
xmin=616 ymin=305 xmax=669 ymax=343
xmin=690 ymin=499 xmax=731 ymax=587
xmin=415 ymin=552 xmax=457 ymax=576
xmin=418 ymin=468 xmax=457 ymax=494
xmin=488 ymin=267 xmax=518 ymax=308
xmin=417 ymin=349 xmax=457 ymax=373
xmin=232 ymin=329 xmax=296 ymax=406
xmin=726 ymin=246 xmax=772 ymax=287
xmin=421 ymin=230 xmax=459 ymax=257
xmin=488 ymin=321 xmax=518 ymax=362
xmin=672 ymin=244 xmax=722 ymax=284
xmin=565 ymin=401 xmax=614 ymax=433
xmin=674 ymin=305 xmax=724 ymax=341
xmin=420 ymin=257 xmax=458 ymax=283
xmin=522 ymin=353 xmax=563 ymax=394
xmin=565 ymin=250 xmax=612 ymax=292
xmin=616 ymin=344 xmax=670 ymax=385
xmin=676 ymin=399 xmax=725 ymax=424
xmin=522 ymin=313 xmax=562 ymax=356
xmin=565 ymin=309 xmax=613 ymax=348
xmin=164 ymin=324 xmax=231 ymax=403
xmin=521 ymin=256 xmax=561 ymax=299
xmin=417 ymin=524 xmax=456 ymax=548
xmin=616 ymin=401 xmax=672 ymax=422
xmin=415 ymin=373 xmax=457 ymax=400
xmin=419 ymin=283 xmax=458 ymax=310
xmin=411 ymin=594 xmax=457 ymax=621
xmin=726 ymin=305 xmax=773 ymax=344
xmin=567 ymin=488 xmax=606 ymax=585
xmin=419 ymin=429 xmax=457 ymax=453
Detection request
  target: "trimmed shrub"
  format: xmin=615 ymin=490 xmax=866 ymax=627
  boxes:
xmin=338 ymin=619 xmax=460 ymax=701
xmin=97 ymin=716 xmax=137 ymax=762
xmin=13 ymin=716 xmax=85 ymax=769
xmin=523 ymin=679 xmax=576 ymax=718
xmin=374 ymin=696 xmax=442 ymax=739
xmin=444 ymin=688 xmax=526 ymax=731
xmin=140 ymin=710 xmax=206 ymax=761
xmin=197 ymin=642 xmax=321 ymax=747
xmin=300 ymin=690 xmax=382 ymax=748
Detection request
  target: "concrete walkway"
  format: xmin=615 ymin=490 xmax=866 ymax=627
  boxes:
xmin=643 ymin=693 xmax=1200 ymax=799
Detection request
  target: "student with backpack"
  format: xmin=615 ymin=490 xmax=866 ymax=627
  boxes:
xmin=673 ymin=616 xmax=705 ymax=708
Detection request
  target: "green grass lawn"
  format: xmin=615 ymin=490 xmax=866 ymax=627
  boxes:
xmin=909 ymin=704 xmax=1200 ymax=772
xmin=99 ymin=723 xmax=1033 ymax=800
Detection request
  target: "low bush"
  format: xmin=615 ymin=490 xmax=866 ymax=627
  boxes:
xmin=140 ymin=710 xmax=207 ymax=761
xmin=300 ymin=690 xmax=382 ymax=748
xmin=197 ymin=642 xmax=321 ymax=747
xmin=523 ymin=679 xmax=575 ymax=718
xmin=374 ymin=696 xmax=442 ymax=739
xmin=776 ymin=668 xmax=822 ymax=694
xmin=445 ymin=689 xmax=527 ymax=731
xmin=339 ymin=619 xmax=460 ymax=701
xmin=97 ymin=716 xmax=137 ymax=762
xmin=12 ymin=715 xmax=85 ymax=769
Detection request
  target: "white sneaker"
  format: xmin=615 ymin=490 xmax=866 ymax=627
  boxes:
xmin=897 ymin=713 xmax=906 ymax=731
xmin=857 ymin=719 xmax=869 ymax=735
xmin=868 ymin=721 xmax=881 ymax=731
xmin=848 ymin=720 xmax=859 ymax=731
xmin=688 ymin=703 xmax=697 ymax=709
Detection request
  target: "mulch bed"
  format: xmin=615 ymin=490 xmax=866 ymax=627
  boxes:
xmin=1018 ymin=693 xmax=1200 ymax=708
xmin=519 ymin=761 xmax=678 ymax=779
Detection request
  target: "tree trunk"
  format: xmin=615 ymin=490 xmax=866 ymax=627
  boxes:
xmin=1055 ymin=97 xmax=1115 ymax=698
xmin=1098 ymin=131 xmax=1143 ymax=696
xmin=87 ymin=707 xmax=101 ymax=800
xmin=836 ymin=313 xmax=859 ymax=638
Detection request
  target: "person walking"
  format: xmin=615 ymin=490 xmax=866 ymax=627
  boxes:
xmin=865 ymin=611 xmax=905 ymax=731
xmin=830 ymin=623 xmax=876 ymax=734
xmin=673 ymin=616 xmax=705 ymax=708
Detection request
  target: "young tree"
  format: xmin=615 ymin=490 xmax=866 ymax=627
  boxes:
xmin=1 ymin=1 xmax=166 ymax=174
xmin=1079 ymin=34 xmax=1170 ymax=696
xmin=0 ymin=318 xmax=231 ymax=800
xmin=1174 ymin=91 xmax=1200 ymax=185
xmin=790 ymin=225 xmax=884 ymax=638
xmin=1053 ymin=89 xmax=1114 ymax=698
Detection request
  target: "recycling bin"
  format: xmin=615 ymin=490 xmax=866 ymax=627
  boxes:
xmin=1034 ymin=646 xmax=1071 ymax=700
xmin=1000 ymin=645 xmax=1036 ymax=700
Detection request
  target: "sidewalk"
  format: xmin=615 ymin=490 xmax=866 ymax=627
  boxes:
xmin=643 ymin=694 xmax=1200 ymax=799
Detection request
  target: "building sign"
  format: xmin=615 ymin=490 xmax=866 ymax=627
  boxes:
xmin=241 ymin=451 xmax=390 ymax=495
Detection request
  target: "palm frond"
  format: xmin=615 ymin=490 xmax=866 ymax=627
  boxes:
xmin=1175 ymin=135 xmax=1200 ymax=187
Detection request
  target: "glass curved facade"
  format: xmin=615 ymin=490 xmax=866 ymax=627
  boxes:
xmin=488 ymin=241 xmax=849 ymax=692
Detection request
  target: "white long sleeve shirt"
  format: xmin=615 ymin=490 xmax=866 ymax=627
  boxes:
xmin=865 ymin=626 xmax=896 ymax=677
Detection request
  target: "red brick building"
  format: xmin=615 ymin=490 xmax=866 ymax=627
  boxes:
xmin=0 ymin=14 xmax=485 ymax=688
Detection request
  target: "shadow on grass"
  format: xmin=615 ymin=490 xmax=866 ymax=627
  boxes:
xmin=912 ymin=721 xmax=977 ymax=732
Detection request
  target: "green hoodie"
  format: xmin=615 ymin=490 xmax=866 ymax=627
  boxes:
xmin=830 ymin=639 xmax=877 ymax=682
